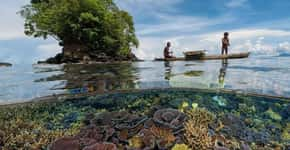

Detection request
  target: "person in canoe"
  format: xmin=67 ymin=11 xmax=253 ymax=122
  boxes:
xmin=164 ymin=42 xmax=175 ymax=58
xmin=222 ymin=32 xmax=230 ymax=55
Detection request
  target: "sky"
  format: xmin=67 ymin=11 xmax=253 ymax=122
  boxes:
xmin=1 ymin=0 xmax=290 ymax=64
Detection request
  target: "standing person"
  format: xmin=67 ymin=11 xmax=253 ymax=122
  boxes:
xmin=163 ymin=42 xmax=175 ymax=58
xmin=222 ymin=32 xmax=230 ymax=55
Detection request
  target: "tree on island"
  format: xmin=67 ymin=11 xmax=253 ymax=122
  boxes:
xmin=20 ymin=0 xmax=139 ymax=63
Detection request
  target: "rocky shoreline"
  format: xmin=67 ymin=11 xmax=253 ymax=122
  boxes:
xmin=0 ymin=62 xmax=12 ymax=67
xmin=38 ymin=52 xmax=142 ymax=64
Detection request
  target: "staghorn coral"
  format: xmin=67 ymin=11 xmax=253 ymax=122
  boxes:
xmin=184 ymin=108 xmax=215 ymax=150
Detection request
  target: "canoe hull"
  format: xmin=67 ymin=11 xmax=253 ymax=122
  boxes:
xmin=154 ymin=52 xmax=250 ymax=61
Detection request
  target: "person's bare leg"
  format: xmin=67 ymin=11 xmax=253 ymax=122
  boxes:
xmin=225 ymin=47 xmax=228 ymax=55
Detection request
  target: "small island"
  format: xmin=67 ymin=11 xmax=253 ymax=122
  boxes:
xmin=20 ymin=0 xmax=139 ymax=64
xmin=0 ymin=62 xmax=12 ymax=67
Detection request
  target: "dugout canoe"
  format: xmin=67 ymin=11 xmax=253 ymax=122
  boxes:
xmin=154 ymin=52 xmax=250 ymax=61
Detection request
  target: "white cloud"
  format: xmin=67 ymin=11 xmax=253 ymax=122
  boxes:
xmin=115 ymin=0 xmax=183 ymax=15
xmin=36 ymin=43 xmax=61 ymax=61
xmin=135 ymin=28 xmax=290 ymax=59
xmin=0 ymin=1 xmax=29 ymax=40
xmin=137 ymin=14 xmax=233 ymax=36
xmin=226 ymin=0 xmax=248 ymax=8
xmin=200 ymin=29 xmax=290 ymax=42
xmin=278 ymin=42 xmax=290 ymax=51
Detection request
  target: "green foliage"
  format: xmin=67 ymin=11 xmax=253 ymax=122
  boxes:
xmin=20 ymin=0 xmax=139 ymax=57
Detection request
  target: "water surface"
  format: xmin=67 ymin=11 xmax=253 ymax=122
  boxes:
xmin=0 ymin=55 xmax=290 ymax=104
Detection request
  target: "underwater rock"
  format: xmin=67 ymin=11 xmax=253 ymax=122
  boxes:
xmin=153 ymin=108 xmax=186 ymax=130
xmin=83 ymin=142 xmax=117 ymax=150
xmin=50 ymin=137 xmax=80 ymax=150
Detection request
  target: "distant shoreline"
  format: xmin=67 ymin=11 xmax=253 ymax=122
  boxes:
xmin=0 ymin=62 xmax=12 ymax=67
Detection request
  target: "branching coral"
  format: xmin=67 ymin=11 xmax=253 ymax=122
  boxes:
xmin=0 ymin=103 xmax=83 ymax=149
xmin=184 ymin=108 xmax=215 ymax=150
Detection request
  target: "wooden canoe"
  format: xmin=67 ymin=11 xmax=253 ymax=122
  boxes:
xmin=154 ymin=57 xmax=186 ymax=61
xmin=154 ymin=52 xmax=250 ymax=61
xmin=200 ymin=52 xmax=250 ymax=60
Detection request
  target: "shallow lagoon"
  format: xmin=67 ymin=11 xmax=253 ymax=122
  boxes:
xmin=0 ymin=55 xmax=290 ymax=149
xmin=0 ymin=89 xmax=289 ymax=149
xmin=1 ymin=56 xmax=290 ymax=104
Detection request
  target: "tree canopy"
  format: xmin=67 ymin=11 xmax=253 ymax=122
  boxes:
xmin=20 ymin=0 xmax=139 ymax=58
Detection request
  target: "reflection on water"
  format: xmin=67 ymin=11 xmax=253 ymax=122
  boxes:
xmin=218 ymin=59 xmax=228 ymax=88
xmin=36 ymin=63 xmax=138 ymax=93
xmin=0 ymin=56 xmax=290 ymax=103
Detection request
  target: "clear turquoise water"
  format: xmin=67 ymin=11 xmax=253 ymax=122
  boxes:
xmin=0 ymin=55 xmax=290 ymax=104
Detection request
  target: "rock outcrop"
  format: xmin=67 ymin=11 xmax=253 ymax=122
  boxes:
xmin=0 ymin=62 xmax=12 ymax=67
xmin=38 ymin=43 xmax=141 ymax=64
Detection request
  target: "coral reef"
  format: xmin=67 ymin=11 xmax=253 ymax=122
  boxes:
xmin=0 ymin=103 xmax=83 ymax=149
xmin=0 ymin=89 xmax=288 ymax=149
xmin=184 ymin=108 xmax=215 ymax=150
